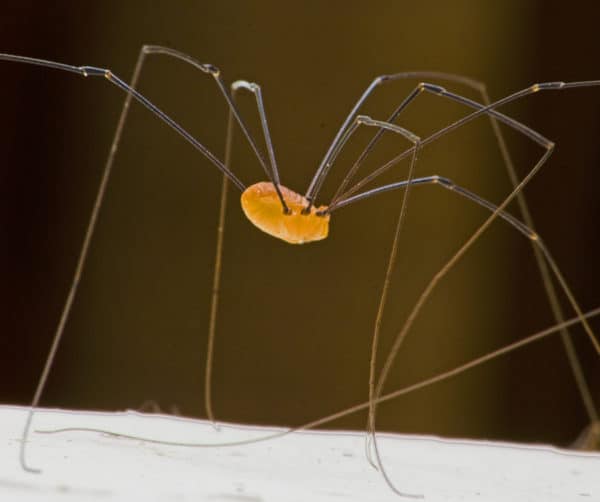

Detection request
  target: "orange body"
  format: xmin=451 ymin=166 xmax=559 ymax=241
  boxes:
xmin=241 ymin=182 xmax=330 ymax=244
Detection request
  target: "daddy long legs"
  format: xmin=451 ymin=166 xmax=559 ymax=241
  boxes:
xmin=2 ymin=46 xmax=599 ymax=497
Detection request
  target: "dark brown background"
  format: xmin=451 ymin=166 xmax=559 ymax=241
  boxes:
xmin=1 ymin=0 xmax=599 ymax=448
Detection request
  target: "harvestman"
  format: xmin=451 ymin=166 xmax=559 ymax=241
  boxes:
xmin=3 ymin=46 xmax=600 ymax=497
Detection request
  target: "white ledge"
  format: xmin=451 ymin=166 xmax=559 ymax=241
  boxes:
xmin=1 ymin=405 xmax=599 ymax=501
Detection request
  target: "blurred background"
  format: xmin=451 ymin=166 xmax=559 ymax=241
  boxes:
xmin=1 ymin=0 xmax=599 ymax=451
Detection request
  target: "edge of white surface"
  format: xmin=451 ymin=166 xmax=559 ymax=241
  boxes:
xmin=1 ymin=405 xmax=598 ymax=502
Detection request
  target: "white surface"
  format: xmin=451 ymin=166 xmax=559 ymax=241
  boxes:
xmin=1 ymin=405 xmax=599 ymax=501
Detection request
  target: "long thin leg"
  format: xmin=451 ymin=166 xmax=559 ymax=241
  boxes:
xmin=5 ymin=47 xmax=259 ymax=472
xmin=15 ymin=48 xmax=151 ymax=473
xmin=141 ymin=47 xmax=291 ymax=211
xmin=0 ymin=53 xmax=247 ymax=190
xmin=347 ymin=116 xmax=423 ymax=496
xmin=204 ymin=76 xmax=296 ymax=424
xmin=331 ymin=175 xmax=536 ymax=236
xmin=141 ymin=46 xmax=289 ymax=210
xmin=204 ymin=91 xmax=237 ymax=426
xmin=335 ymin=117 xmax=423 ymax=473
xmin=229 ymin=80 xmax=289 ymax=212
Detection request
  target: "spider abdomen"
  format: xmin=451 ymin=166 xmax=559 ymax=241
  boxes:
xmin=241 ymin=182 xmax=329 ymax=244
